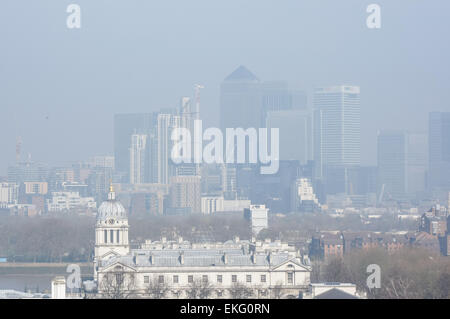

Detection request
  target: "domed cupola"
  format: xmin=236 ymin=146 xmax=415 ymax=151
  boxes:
xmin=97 ymin=184 xmax=127 ymax=222
xmin=94 ymin=183 xmax=130 ymax=263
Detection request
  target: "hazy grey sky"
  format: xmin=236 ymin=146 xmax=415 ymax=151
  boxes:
xmin=1 ymin=0 xmax=449 ymax=174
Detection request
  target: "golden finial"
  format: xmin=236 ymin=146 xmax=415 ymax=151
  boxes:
xmin=109 ymin=179 xmax=114 ymax=193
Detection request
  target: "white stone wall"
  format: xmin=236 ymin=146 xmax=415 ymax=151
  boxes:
xmin=97 ymin=261 xmax=310 ymax=299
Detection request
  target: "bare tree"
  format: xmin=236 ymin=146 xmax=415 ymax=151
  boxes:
xmin=227 ymin=282 xmax=254 ymax=299
xmin=99 ymin=266 xmax=136 ymax=299
xmin=186 ymin=278 xmax=213 ymax=299
xmin=146 ymin=276 xmax=170 ymax=299
xmin=271 ymin=282 xmax=283 ymax=299
xmin=384 ymin=276 xmax=417 ymax=299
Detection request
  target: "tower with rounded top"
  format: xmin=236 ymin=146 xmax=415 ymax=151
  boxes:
xmin=94 ymin=183 xmax=130 ymax=261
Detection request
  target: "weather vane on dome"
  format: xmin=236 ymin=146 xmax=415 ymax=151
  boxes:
xmin=108 ymin=179 xmax=116 ymax=200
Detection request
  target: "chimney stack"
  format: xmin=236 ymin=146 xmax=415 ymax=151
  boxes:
xmin=149 ymin=254 xmax=154 ymax=265
xmin=179 ymin=251 xmax=184 ymax=265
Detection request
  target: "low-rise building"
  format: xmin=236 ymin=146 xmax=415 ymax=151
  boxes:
xmin=46 ymin=192 xmax=96 ymax=212
xmin=94 ymin=187 xmax=310 ymax=299
xmin=305 ymin=283 xmax=361 ymax=299
xmin=244 ymin=205 xmax=269 ymax=237
xmin=0 ymin=183 xmax=19 ymax=204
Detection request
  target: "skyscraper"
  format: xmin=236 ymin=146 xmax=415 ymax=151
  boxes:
xmin=129 ymin=134 xmax=147 ymax=185
xmin=114 ymin=113 xmax=157 ymax=180
xmin=261 ymin=81 xmax=307 ymax=123
xmin=157 ymin=113 xmax=172 ymax=185
xmin=266 ymin=109 xmax=312 ymax=164
xmin=377 ymin=130 xmax=407 ymax=199
xmin=313 ymin=86 xmax=361 ymax=179
xmin=156 ymin=110 xmax=185 ymax=185
xmin=377 ymin=130 xmax=427 ymax=200
xmin=168 ymin=175 xmax=201 ymax=215
xmin=406 ymin=132 xmax=428 ymax=195
xmin=429 ymin=112 xmax=450 ymax=191
xmin=220 ymin=66 xmax=262 ymax=131
xmin=220 ymin=67 xmax=307 ymax=131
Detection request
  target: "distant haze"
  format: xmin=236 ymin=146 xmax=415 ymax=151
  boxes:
xmin=1 ymin=0 xmax=449 ymax=174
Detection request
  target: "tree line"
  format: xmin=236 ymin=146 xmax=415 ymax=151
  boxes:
xmin=313 ymin=247 xmax=450 ymax=299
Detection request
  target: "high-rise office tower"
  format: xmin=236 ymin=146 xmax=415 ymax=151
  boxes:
xmin=266 ymin=109 xmax=312 ymax=164
xmin=377 ymin=131 xmax=407 ymax=199
xmin=168 ymin=175 xmax=201 ymax=215
xmin=429 ymin=112 xmax=450 ymax=190
xmin=377 ymin=130 xmax=427 ymax=200
xmin=156 ymin=109 xmax=184 ymax=184
xmin=157 ymin=114 xmax=172 ymax=185
xmin=220 ymin=66 xmax=262 ymax=131
xmin=407 ymin=132 xmax=428 ymax=195
xmin=313 ymin=86 xmax=361 ymax=179
xmin=221 ymin=164 xmax=237 ymax=199
xmin=261 ymin=81 xmax=307 ymax=124
xmin=129 ymin=134 xmax=147 ymax=184
xmin=220 ymin=67 xmax=307 ymax=131
xmin=144 ymin=132 xmax=158 ymax=184
xmin=114 ymin=113 xmax=157 ymax=180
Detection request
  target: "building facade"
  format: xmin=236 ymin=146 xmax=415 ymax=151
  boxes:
xmin=129 ymin=134 xmax=147 ymax=184
xmin=313 ymin=86 xmax=361 ymax=179
xmin=429 ymin=112 xmax=450 ymax=191
xmin=94 ymin=188 xmax=311 ymax=298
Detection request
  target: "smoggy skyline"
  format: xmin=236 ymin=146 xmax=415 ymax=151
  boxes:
xmin=1 ymin=0 xmax=449 ymax=174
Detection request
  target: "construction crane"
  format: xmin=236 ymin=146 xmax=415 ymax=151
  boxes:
xmin=377 ymin=183 xmax=385 ymax=206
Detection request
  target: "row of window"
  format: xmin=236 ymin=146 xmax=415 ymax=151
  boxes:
xmin=168 ymin=289 xmax=268 ymax=298
xmin=104 ymin=230 xmax=120 ymax=244
xmin=143 ymin=274 xmax=268 ymax=284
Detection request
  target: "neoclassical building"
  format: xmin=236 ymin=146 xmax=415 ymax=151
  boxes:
xmin=94 ymin=186 xmax=311 ymax=298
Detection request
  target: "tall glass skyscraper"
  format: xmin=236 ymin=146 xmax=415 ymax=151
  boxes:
xmin=114 ymin=113 xmax=157 ymax=181
xmin=429 ymin=112 xmax=450 ymax=190
xmin=220 ymin=66 xmax=308 ymax=131
xmin=220 ymin=66 xmax=262 ymax=131
xmin=377 ymin=130 xmax=427 ymax=200
xmin=313 ymin=86 xmax=361 ymax=179
xmin=129 ymin=134 xmax=147 ymax=185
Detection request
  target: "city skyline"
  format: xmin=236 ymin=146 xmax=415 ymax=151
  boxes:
xmin=1 ymin=1 xmax=450 ymax=173
xmin=1 ymin=0 xmax=450 ymax=302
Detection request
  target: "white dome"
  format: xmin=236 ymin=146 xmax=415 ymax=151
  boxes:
xmin=97 ymin=186 xmax=127 ymax=221
xmin=97 ymin=200 xmax=127 ymax=221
